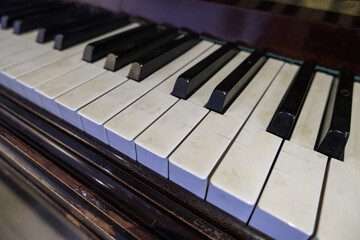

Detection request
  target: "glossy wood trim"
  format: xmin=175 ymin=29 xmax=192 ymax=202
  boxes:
xmin=0 ymin=151 xmax=101 ymax=240
xmin=0 ymin=129 xmax=139 ymax=240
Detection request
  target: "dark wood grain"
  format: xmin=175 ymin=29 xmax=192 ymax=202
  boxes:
xmin=0 ymin=148 xmax=102 ymax=240
xmin=0 ymin=128 xmax=149 ymax=240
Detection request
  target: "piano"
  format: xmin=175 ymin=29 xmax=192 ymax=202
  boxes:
xmin=0 ymin=0 xmax=359 ymax=239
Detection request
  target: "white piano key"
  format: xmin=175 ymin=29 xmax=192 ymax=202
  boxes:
xmin=170 ymin=111 xmax=240 ymax=197
xmin=104 ymin=43 xmax=218 ymax=159
xmin=0 ymin=34 xmax=11 ymax=41
xmin=0 ymin=31 xmax=51 ymax=86
xmin=0 ymin=23 xmax=139 ymax=88
xmin=3 ymin=23 xmax=138 ymax=92
xmin=16 ymin=30 xmax=39 ymax=40
xmin=27 ymin=22 xmax=138 ymax=81
xmin=135 ymin=51 xmax=247 ymax=177
xmin=0 ymin=39 xmax=37 ymax=59
xmin=12 ymin=24 xmax=137 ymax=89
xmin=5 ymin=44 xmax=84 ymax=83
xmin=0 ymin=31 xmax=38 ymax=48
xmin=314 ymin=82 xmax=360 ymax=240
xmin=223 ymin=58 xmax=284 ymax=119
xmin=79 ymin=41 xmax=213 ymax=143
xmin=135 ymin=100 xmax=208 ymax=177
xmin=314 ymin=161 xmax=360 ymax=240
xmin=0 ymin=35 xmax=32 ymax=49
xmin=208 ymin=123 xmax=282 ymax=221
xmin=7 ymin=50 xmax=68 ymax=77
xmin=79 ymin=80 xmax=149 ymax=143
xmin=290 ymin=72 xmax=333 ymax=149
xmin=4 ymin=51 xmax=67 ymax=93
xmin=2 ymin=38 xmax=53 ymax=60
xmin=0 ymin=45 xmax=51 ymax=70
xmin=247 ymin=72 xmax=333 ymax=239
xmin=56 ymin=71 xmax=127 ymax=129
xmin=169 ymin=59 xmax=284 ymax=198
xmin=206 ymin=63 xmax=298 ymax=221
xmin=0 ymin=45 xmax=51 ymax=87
xmin=35 ymin=64 xmax=106 ymax=116
xmin=93 ymin=57 xmax=107 ymax=68
xmin=247 ymin=63 xmax=299 ymax=130
xmin=249 ymin=141 xmax=327 ymax=240
xmin=19 ymin=54 xmax=85 ymax=105
xmin=3 ymin=50 xmax=78 ymax=92
xmin=115 ymin=64 xmax=131 ymax=78
xmin=106 ymin=90 xmax=178 ymax=159
xmin=0 ymin=29 xmax=13 ymax=37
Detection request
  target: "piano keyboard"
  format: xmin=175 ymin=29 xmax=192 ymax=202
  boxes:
xmin=0 ymin=1 xmax=359 ymax=239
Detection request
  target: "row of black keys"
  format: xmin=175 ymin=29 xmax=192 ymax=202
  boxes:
xmin=34 ymin=11 xmax=354 ymax=161
xmin=0 ymin=0 xmax=267 ymax=113
xmin=2 ymin=0 xmax=354 ymax=160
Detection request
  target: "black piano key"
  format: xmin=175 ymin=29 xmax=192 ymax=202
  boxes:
xmin=1 ymin=2 xmax=69 ymax=29
xmin=206 ymin=50 xmax=267 ymax=113
xmin=105 ymin=28 xmax=179 ymax=71
xmin=128 ymin=33 xmax=201 ymax=81
xmin=172 ymin=43 xmax=239 ymax=99
xmin=82 ymin=24 xmax=158 ymax=63
xmin=13 ymin=6 xmax=89 ymax=34
xmin=54 ymin=16 xmax=129 ymax=50
xmin=316 ymin=70 xmax=353 ymax=159
xmin=267 ymin=61 xmax=316 ymax=139
xmin=37 ymin=12 xmax=112 ymax=43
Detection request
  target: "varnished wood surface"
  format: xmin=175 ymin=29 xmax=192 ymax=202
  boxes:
xmin=67 ymin=0 xmax=360 ymax=75
xmin=0 ymin=86 xmax=271 ymax=239
xmin=270 ymin=0 xmax=360 ymax=16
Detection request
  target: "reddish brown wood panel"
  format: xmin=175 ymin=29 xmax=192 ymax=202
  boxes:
xmin=67 ymin=0 xmax=360 ymax=74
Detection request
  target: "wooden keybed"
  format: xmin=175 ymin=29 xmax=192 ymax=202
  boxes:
xmin=0 ymin=0 xmax=359 ymax=239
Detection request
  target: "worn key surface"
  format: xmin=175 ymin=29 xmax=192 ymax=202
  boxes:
xmin=248 ymin=72 xmax=332 ymax=240
xmin=206 ymin=63 xmax=297 ymax=222
xmin=169 ymin=57 xmax=283 ymax=198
